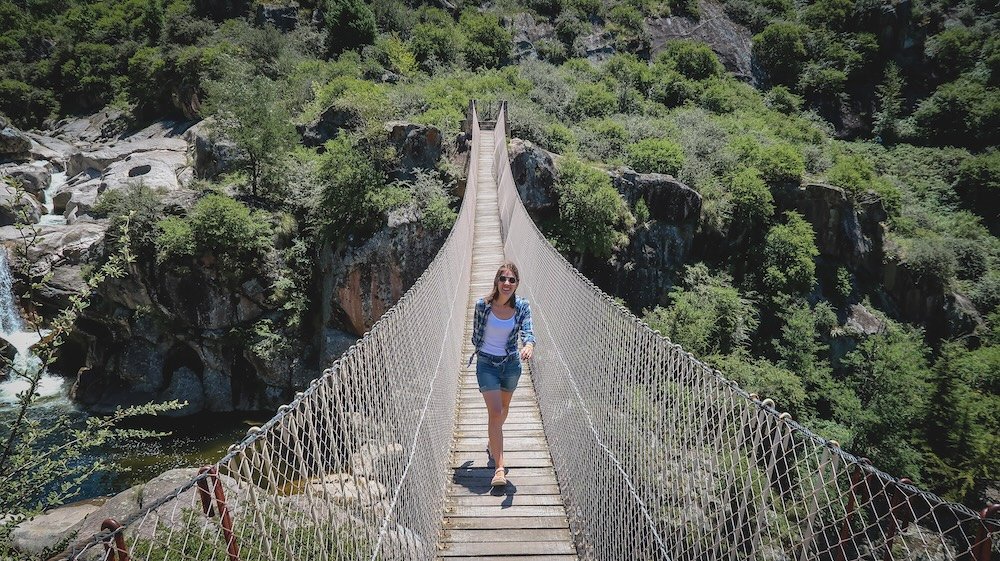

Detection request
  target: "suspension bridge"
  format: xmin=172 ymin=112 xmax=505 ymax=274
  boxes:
xmin=60 ymin=102 xmax=999 ymax=561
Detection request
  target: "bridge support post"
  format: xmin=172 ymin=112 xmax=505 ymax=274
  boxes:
xmin=100 ymin=518 xmax=129 ymax=561
xmin=197 ymin=465 xmax=241 ymax=561
xmin=973 ymin=504 xmax=1000 ymax=561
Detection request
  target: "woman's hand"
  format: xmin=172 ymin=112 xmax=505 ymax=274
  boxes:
xmin=520 ymin=343 xmax=534 ymax=361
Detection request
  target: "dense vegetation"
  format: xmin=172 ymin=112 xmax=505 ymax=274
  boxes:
xmin=1 ymin=0 xmax=997 ymax=508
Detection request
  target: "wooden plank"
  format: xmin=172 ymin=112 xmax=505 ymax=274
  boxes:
xmin=440 ymin=541 xmax=577 ymax=556
xmin=441 ymin=528 xmax=572 ymax=543
xmin=447 ymin=484 xmax=561 ymax=496
xmin=450 ymin=467 xmax=556 ymax=479
xmin=448 ymin=495 xmax=565 ymax=506
xmin=443 ymin=516 xmax=569 ymax=530
xmin=446 ymin=505 xmax=569 ymax=518
xmin=439 ymin=556 xmax=578 ymax=561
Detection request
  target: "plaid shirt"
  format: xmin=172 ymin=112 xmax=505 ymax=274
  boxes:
xmin=471 ymin=296 xmax=535 ymax=358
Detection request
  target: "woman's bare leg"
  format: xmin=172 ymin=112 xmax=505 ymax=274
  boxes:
xmin=482 ymin=389 xmax=505 ymax=470
xmin=500 ymin=390 xmax=515 ymax=425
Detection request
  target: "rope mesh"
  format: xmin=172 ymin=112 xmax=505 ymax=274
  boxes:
xmin=55 ymin=102 xmax=999 ymax=561
xmin=57 ymin=112 xmax=482 ymax=561
xmin=491 ymin=104 xmax=1000 ymax=561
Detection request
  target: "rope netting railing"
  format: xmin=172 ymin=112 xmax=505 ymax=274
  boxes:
xmin=56 ymin=108 xmax=484 ymax=561
xmin=491 ymin=103 xmax=1000 ymax=561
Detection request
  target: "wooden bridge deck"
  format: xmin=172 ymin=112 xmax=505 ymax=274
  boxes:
xmin=437 ymin=130 xmax=578 ymax=560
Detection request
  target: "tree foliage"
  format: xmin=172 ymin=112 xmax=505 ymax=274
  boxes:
xmin=552 ymin=157 xmax=634 ymax=261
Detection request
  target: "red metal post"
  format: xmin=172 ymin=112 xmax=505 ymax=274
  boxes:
xmin=197 ymin=466 xmax=242 ymax=561
xmin=881 ymin=478 xmax=912 ymax=561
xmin=100 ymin=518 xmax=129 ymax=561
xmin=835 ymin=460 xmax=871 ymax=561
xmin=973 ymin=504 xmax=1000 ymax=561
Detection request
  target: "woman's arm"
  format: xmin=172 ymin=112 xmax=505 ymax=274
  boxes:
xmin=519 ymin=300 xmax=535 ymax=360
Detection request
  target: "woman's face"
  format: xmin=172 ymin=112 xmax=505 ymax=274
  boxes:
xmin=496 ymin=268 xmax=518 ymax=300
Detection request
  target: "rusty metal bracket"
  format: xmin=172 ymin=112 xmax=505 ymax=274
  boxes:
xmin=101 ymin=518 xmax=129 ymax=561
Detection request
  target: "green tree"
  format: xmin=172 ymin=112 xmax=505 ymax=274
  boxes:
xmin=762 ymin=211 xmax=819 ymax=296
xmin=873 ymin=62 xmax=904 ymax=144
xmin=314 ymin=134 xmax=388 ymax=241
xmin=323 ymin=0 xmax=377 ymax=55
xmin=842 ymin=322 xmax=933 ymax=479
xmin=553 ymin=157 xmax=634 ymax=263
xmin=410 ymin=8 xmax=461 ymax=69
xmin=655 ymin=40 xmax=723 ymax=81
xmin=912 ymin=78 xmax=1000 ymax=150
xmin=643 ymin=264 xmax=759 ymax=357
xmin=203 ymin=60 xmax=296 ymax=197
xmin=753 ymin=22 xmax=809 ymax=87
xmin=459 ymin=10 xmax=511 ymax=69
xmin=925 ymin=342 xmax=1000 ymax=501
xmin=729 ymin=167 xmax=774 ymax=225
xmin=954 ymin=150 xmax=999 ymax=219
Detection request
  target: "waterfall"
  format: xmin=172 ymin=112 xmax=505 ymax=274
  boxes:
xmin=0 ymin=249 xmax=23 ymax=335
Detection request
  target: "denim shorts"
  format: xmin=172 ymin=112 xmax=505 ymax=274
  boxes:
xmin=476 ymin=352 xmax=522 ymax=393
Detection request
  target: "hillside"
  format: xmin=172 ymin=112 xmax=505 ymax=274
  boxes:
xmin=0 ymin=0 xmax=997 ymax=513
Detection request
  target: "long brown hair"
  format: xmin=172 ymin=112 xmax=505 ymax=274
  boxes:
xmin=484 ymin=261 xmax=520 ymax=306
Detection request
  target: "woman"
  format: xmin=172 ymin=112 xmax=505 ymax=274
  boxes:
xmin=470 ymin=261 xmax=535 ymax=487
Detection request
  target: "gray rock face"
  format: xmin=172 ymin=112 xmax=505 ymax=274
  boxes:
xmin=0 ymin=117 xmax=32 ymax=161
xmin=158 ymin=366 xmax=206 ymax=415
xmin=509 ymin=138 xmax=558 ymax=218
xmin=66 ymin=137 xmax=188 ymax=178
xmin=613 ymin=167 xmax=702 ymax=223
xmin=508 ymin=12 xmax=557 ymax=61
xmin=10 ymin=501 xmax=101 ymax=556
xmin=299 ymin=105 xmax=357 ymax=147
xmin=773 ymin=182 xmax=886 ymax=280
xmin=647 ymin=0 xmax=755 ymax=83
xmin=256 ymin=2 xmax=299 ymax=30
xmin=322 ymin=215 xmax=448 ymax=336
xmin=386 ymin=122 xmax=443 ymax=177
xmin=183 ymin=119 xmax=242 ymax=180
xmin=0 ymin=180 xmax=44 ymax=226
xmin=0 ymin=163 xmax=51 ymax=202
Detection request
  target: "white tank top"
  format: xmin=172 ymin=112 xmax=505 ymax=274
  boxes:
xmin=481 ymin=310 xmax=515 ymax=356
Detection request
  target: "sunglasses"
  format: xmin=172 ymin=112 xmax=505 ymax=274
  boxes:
xmin=498 ymin=275 xmax=518 ymax=284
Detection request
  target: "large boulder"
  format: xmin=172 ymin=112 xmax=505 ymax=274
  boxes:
xmin=50 ymin=108 xmax=131 ymax=145
xmin=0 ymin=221 xmax=108 ymax=309
xmin=0 ymin=180 xmax=44 ymax=226
xmin=52 ymin=169 xmax=101 ymax=219
xmin=613 ymin=167 xmax=702 ymax=223
xmin=100 ymin=149 xmax=191 ymax=193
xmin=509 ymin=138 xmax=558 ymax=219
xmin=0 ymin=163 xmax=51 ymax=203
xmin=322 ymin=214 xmax=448 ymax=336
xmin=23 ymin=131 xmax=78 ymax=166
xmin=66 ymin=137 xmax=188 ymax=177
xmin=0 ymin=117 xmax=32 ymax=161
xmin=508 ymin=12 xmax=557 ymax=61
xmin=183 ymin=119 xmax=242 ymax=179
xmin=299 ymin=105 xmax=358 ymax=147
xmin=10 ymin=501 xmax=102 ymax=556
xmin=256 ymin=2 xmax=299 ymax=30
xmin=386 ymin=122 xmax=442 ymax=177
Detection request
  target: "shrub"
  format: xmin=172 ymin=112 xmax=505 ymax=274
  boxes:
xmin=763 ymin=211 xmax=819 ymax=296
xmin=323 ymin=0 xmax=377 ymax=55
xmin=655 ymin=40 xmax=723 ymax=81
xmin=315 ymin=134 xmax=387 ymax=240
xmin=544 ymin=122 xmax=578 ymax=153
xmin=568 ymin=82 xmax=617 ymax=119
xmin=912 ymin=79 xmax=1000 ymax=150
xmin=649 ymin=68 xmax=700 ymax=107
xmin=371 ymin=34 xmax=417 ymax=76
xmin=93 ymin=184 xmax=164 ymax=255
xmin=797 ymin=64 xmax=847 ymax=99
xmin=459 ymin=10 xmax=512 ymax=69
xmin=827 ymin=152 xmax=901 ymax=213
xmin=729 ymin=167 xmax=774 ymax=224
xmin=753 ymin=22 xmax=808 ymax=87
xmin=732 ymin=139 xmax=805 ymax=184
xmin=925 ymin=26 xmax=982 ymax=81
xmin=625 ymin=138 xmax=685 ymax=175
xmin=904 ymin=236 xmax=958 ymax=288
xmin=172 ymin=194 xmax=274 ymax=280
xmin=157 ymin=216 xmax=195 ymax=265
xmin=410 ymin=9 xmax=461 ymax=68
xmin=764 ymin=85 xmax=803 ymax=114
xmin=553 ymin=157 xmax=634 ymax=259
xmin=954 ymin=151 xmax=999 ymax=219
xmin=578 ymin=118 xmax=628 ymax=162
